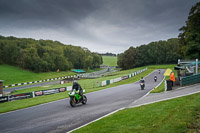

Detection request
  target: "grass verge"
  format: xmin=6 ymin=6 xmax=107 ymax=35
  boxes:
xmin=151 ymin=76 xmax=169 ymax=93
xmin=73 ymin=92 xmax=200 ymax=133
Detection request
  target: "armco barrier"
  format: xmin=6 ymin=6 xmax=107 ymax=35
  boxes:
xmin=181 ymin=73 xmax=200 ymax=86
xmin=3 ymin=75 xmax=77 ymax=88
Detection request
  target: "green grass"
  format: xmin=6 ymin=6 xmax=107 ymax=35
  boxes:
xmin=102 ymin=56 xmax=117 ymax=66
xmin=151 ymin=77 xmax=167 ymax=93
xmin=73 ymin=93 xmax=200 ymax=133
xmin=0 ymin=64 xmax=76 ymax=86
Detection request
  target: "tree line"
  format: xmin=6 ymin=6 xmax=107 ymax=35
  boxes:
xmin=117 ymin=38 xmax=181 ymax=69
xmin=118 ymin=1 xmax=200 ymax=70
xmin=0 ymin=36 xmax=103 ymax=72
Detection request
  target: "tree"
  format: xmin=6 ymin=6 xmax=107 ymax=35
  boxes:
xmin=179 ymin=2 xmax=200 ymax=59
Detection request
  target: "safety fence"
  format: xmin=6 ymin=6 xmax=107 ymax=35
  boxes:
xmin=181 ymin=73 xmax=200 ymax=86
xmin=0 ymin=68 xmax=147 ymax=103
xmin=3 ymin=75 xmax=78 ymax=89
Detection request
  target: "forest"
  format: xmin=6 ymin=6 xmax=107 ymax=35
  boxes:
xmin=118 ymin=1 xmax=200 ymax=70
xmin=0 ymin=36 xmax=102 ymax=72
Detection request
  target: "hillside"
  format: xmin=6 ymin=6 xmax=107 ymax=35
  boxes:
xmin=102 ymin=56 xmax=117 ymax=66
xmin=0 ymin=64 xmax=75 ymax=86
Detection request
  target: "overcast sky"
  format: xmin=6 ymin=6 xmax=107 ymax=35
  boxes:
xmin=0 ymin=0 xmax=199 ymax=54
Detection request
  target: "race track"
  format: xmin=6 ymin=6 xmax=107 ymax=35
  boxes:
xmin=0 ymin=69 xmax=165 ymax=133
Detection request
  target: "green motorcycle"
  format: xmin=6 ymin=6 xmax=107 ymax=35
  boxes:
xmin=68 ymin=89 xmax=87 ymax=107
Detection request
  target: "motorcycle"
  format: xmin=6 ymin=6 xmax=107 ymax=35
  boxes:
xmin=68 ymin=89 xmax=87 ymax=107
xmin=140 ymin=82 xmax=145 ymax=90
xmin=154 ymin=76 xmax=157 ymax=82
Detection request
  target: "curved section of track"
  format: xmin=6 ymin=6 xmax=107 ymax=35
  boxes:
xmin=0 ymin=69 xmax=165 ymax=133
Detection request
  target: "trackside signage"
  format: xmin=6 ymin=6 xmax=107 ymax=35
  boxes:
xmin=8 ymin=93 xmax=33 ymax=101
xmin=43 ymin=89 xmax=59 ymax=95
xmin=0 ymin=96 xmax=8 ymax=103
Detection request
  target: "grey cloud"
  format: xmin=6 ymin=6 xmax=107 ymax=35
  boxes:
xmin=0 ymin=0 xmax=199 ymax=53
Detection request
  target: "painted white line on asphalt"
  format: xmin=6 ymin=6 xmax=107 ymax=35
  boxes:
xmin=67 ymin=107 xmax=125 ymax=133
xmin=129 ymin=90 xmax=200 ymax=109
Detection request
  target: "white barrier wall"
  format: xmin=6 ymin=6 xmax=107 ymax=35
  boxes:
xmin=102 ymin=80 xmax=106 ymax=86
xmin=110 ymin=79 xmax=114 ymax=84
xmin=67 ymin=86 xmax=72 ymax=91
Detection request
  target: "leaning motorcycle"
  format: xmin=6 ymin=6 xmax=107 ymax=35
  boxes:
xmin=68 ymin=89 xmax=87 ymax=107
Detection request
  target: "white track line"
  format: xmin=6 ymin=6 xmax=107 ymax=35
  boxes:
xmin=129 ymin=90 xmax=200 ymax=109
xmin=67 ymin=107 xmax=125 ymax=133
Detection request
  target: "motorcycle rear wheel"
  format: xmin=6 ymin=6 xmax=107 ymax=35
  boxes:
xmin=82 ymin=95 xmax=87 ymax=104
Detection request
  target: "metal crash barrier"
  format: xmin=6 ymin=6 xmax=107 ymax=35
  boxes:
xmin=181 ymin=74 xmax=200 ymax=86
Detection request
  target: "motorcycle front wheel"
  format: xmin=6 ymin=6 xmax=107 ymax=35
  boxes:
xmin=70 ymin=98 xmax=76 ymax=107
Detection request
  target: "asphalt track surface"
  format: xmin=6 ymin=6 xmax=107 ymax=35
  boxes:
xmin=0 ymin=70 xmax=165 ymax=133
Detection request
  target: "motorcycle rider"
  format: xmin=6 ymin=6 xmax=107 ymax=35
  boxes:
xmin=139 ymin=77 xmax=145 ymax=89
xmin=140 ymin=77 xmax=145 ymax=83
xmin=72 ymin=81 xmax=83 ymax=97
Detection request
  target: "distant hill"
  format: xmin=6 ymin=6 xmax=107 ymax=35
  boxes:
xmin=102 ymin=56 xmax=117 ymax=66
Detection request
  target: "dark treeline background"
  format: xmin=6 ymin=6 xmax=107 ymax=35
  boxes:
xmin=117 ymin=38 xmax=181 ymax=69
xmin=0 ymin=36 xmax=102 ymax=72
xmin=100 ymin=52 xmax=116 ymax=56
xmin=118 ymin=1 xmax=200 ymax=70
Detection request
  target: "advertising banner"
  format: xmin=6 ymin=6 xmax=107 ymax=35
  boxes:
xmin=43 ymin=89 xmax=59 ymax=95
xmin=0 ymin=96 xmax=8 ymax=103
xmin=67 ymin=86 xmax=72 ymax=91
xmin=34 ymin=91 xmax=43 ymax=96
xmin=122 ymin=76 xmax=128 ymax=80
xmin=9 ymin=93 xmax=33 ymax=101
xmin=59 ymin=87 xmax=66 ymax=92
